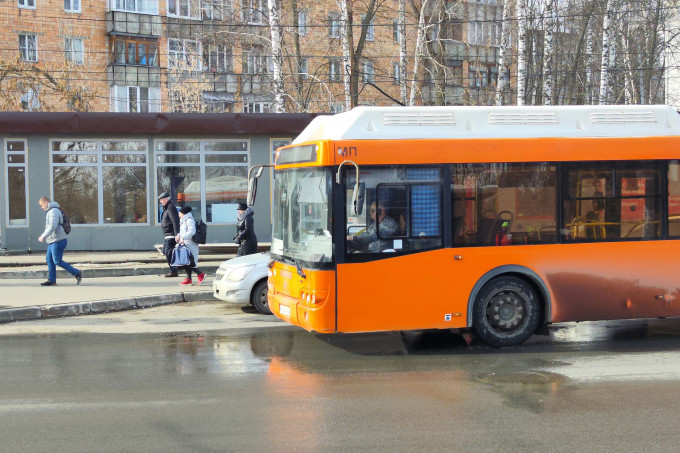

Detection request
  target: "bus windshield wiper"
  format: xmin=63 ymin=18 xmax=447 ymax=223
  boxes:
xmin=294 ymin=257 xmax=306 ymax=279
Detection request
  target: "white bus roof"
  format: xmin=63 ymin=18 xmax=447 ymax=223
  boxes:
xmin=293 ymin=105 xmax=680 ymax=143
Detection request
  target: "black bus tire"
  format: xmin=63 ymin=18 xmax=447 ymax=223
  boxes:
xmin=472 ymin=276 xmax=540 ymax=347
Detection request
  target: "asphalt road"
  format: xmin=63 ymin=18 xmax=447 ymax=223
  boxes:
xmin=2 ymin=303 xmax=680 ymax=452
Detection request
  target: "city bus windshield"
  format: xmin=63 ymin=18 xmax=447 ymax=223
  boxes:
xmin=271 ymin=168 xmax=333 ymax=269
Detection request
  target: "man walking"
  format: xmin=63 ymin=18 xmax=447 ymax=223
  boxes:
xmin=38 ymin=196 xmax=82 ymax=286
xmin=158 ymin=191 xmax=181 ymax=277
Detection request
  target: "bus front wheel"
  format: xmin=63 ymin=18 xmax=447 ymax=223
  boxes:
xmin=472 ymin=276 xmax=540 ymax=347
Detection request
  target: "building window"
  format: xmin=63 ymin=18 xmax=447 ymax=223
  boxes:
xmin=298 ymin=58 xmax=308 ymax=79
xmin=329 ymin=102 xmax=344 ymax=114
xmin=242 ymin=98 xmax=270 ymax=113
xmin=64 ymin=0 xmax=80 ymax=12
xmin=168 ymin=0 xmax=200 ymax=18
xmin=298 ymin=11 xmax=307 ymax=35
xmin=5 ymin=140 xmax=28 ymax=227
xmin=112 ymin=36 xmax=159 ymax=66
xmin=110 ymin=0 xmax=159 ymax=14
xmin=51 ymin=140 xmax=148 ymax=225
xmin=361 ymin=61 xmax=374 ymax=83
xmin=202 ymin=0 xmax=225 ymax=20
xmin=155 ymin=140 xmax=249 ymax=223
xmin=329 ymin=12 xmax=340 ymax=38
xmin=18 ymin=0 xmax=35 ymax=9
xmin=203 ymin=92 xmax=233 ymax=112
xmin=111 ymin=86 xmax=161 ymax=112
xmin=360 ymin=15 xmax=374 ymax=41
xmin=64 ymin=38 xmax=84 ymax=65
xmin=392 ymin=19 xmax=401 ymax=42
xmin=203 ymin=44 xmax=231 ymax=72
xmin=21 ymin=88 xmax=40 ymax=111
xmin=19 ymin=34 xmax=37 ymax=62
xmin=329 ymin=58 xmax=342 ymax=82
xmin=168 ymin=38 xmax=201 ymax=69
xmin=242 ymin=46 xmax=265 ymax=74
xmin=393 ymin=63 xmax=401 ymax=84
xmin=242 ymin=0 xmax=266 ymax=24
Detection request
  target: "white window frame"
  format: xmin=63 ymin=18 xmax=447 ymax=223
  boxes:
xmin=111 ymin=86 xmax=161 ymax=112
xmin=362 ymin=61 xmax=374 ymax=83
xmin=167 ymin=0 xmax=200 ymax=19
xmin=154 ymin=139 xmax=250 ymax=224
xmin=297 ymin=11 xmax=307 ymax=36
xmin=5 ymin=139 xmax=29 ymax=228
xmin=50 ymin=139 xmax=150 ymax=226
xmin=393 ymin=63 xmax=401 ymax=84
xmin=298 ymin=57 xmax=308 ymax=80
xmin=242 ymin=48 xmax=265 ymax=74
xmin=168 ymin=38 xmax=202 ymax=70
xmin=360 ymin=15 xmax=374 ymax=41
xmin=109 ymin=0 xmax=159 ymax=14
xmin=64 ymin=0 xmax=81 ymax=13
xmin=18 ymin=0 xmax=35 ymax=9
xmin=19 ymin=34 xmax=37 ymax=62
xmin=329 ymin=12 xmax=340 ymax=38
xmin=329 ymin=58 xmax=342 ymax=82
xmin=202 ymin=0 xmax=224 ymax=20
xmin=21 ymin=88 xmax=40 ymax=111
xmin=203 ymin=44 xmax=231 ymax=72
xmin=242 ymin=98 xmax=269 ymax=113
xmin=242 ymin=0 xmax=266 ymax=25
xmin=65 ymin=37 xmax=84 ymax=65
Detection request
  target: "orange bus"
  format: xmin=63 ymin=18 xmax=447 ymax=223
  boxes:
xmin=250 ymin=105 xmax=680 ymax=347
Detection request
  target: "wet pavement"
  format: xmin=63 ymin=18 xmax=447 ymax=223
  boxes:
xmin=2 ymin=315 xmax=680 ymax=451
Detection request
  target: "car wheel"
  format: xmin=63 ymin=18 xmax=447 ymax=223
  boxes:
xmin=472 ymin=276 xmax=540 ymax=347
xmin=251 ymin=279 xmax=272 ymax=315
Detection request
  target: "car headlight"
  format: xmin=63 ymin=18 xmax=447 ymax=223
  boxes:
xmin=227 ymin=265 xmax=255 ymax=282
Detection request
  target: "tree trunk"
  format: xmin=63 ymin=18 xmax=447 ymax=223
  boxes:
xmin=340 ymin=0 xmax=354 ymax=110
xmin=517 ymin=0 xmax=527 ymax=105
xmin=398 ymin=0 xmax=408 ymax=104
xmin=599 ymin=0 xmax=614 ymax=105
xmin=495 ymin=0 xmax=511 ymax=106
xmin=409 ymin=0 xmax=429 ymax=106
xmin=542 ymin=0 xmax=555 ymax=105
xmin=267 ymin=0 xmax=285 ymax=112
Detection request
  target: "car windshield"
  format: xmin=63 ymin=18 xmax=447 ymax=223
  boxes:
xmin=271 ymin=167 xmax=333 ymax=269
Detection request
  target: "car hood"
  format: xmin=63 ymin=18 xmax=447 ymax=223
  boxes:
xmin=220 ymin=252 xmax=269 ymax=269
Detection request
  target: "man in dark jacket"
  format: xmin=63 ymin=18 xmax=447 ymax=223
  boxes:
xmin=158 ymin=191 xmax=181 ymax=277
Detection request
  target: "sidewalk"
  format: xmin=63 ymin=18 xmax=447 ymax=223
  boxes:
xmin=0 ymin=246 xmax=267 ymax=324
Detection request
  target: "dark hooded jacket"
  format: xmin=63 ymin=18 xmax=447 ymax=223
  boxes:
xmin=235 ymin=207 xmax=258 ymax=256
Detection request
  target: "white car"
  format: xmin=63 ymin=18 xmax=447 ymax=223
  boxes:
xmin=213 ymin=252 xmax=271 ymax=314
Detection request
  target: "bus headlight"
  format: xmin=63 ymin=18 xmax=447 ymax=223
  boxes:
xmin=227 ymin=265 xmax=255 ymax=282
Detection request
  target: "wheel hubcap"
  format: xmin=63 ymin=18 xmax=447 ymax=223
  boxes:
xmin=486 ymin=290 xmax=525 ymax=331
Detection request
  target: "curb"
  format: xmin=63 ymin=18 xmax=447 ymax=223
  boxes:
xmin=0 ymin=290 xmax=216 ymax=324
xmin=0 ymin=265 xmax=221 ymax=280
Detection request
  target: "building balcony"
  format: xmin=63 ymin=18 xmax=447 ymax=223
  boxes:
xmin=106 ymin=11 xmax=162 ymax=36
xmin=108 ymin=64 xmax=162 ymax=88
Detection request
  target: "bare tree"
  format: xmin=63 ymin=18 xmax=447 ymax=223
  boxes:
xmin=496 ymin=0 xmax=513 ymax=106
xmin=517 ymin=0 xmax=527 ymax=105
xmin=599 ymin=0 xmax=615 ymax=104
xmin=542 ymin=0 xmax=556 ymax=105
xmin=268 ymin=0 xmax=285 ymax=112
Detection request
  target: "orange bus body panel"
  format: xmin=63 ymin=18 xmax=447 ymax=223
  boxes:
xmin=270 ymin=240 xmax=680 ymax=334
xmin=325 ymin=137 xmax=680 ymax=166
xmin=269 ymin=263 xmax=336 ymax=333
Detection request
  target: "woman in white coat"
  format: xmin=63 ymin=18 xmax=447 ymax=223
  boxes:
xmin=177 ymin=206 xmax=206 ymax=286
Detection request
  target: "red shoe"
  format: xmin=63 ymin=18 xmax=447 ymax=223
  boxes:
xmin=196 ymin=273 xmax=206 ymax=286
xmin=179 ymin=278 xmax=192 ymax=286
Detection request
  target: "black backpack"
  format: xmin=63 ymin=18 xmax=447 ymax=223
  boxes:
xmin=49 ymin=207 xmax=71 ymax=234
xmin=193 ymin=219 xmax=207 ymax=244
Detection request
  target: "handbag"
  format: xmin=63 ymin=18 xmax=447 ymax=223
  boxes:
xmin=171 ymin=244 xmax=194 ymax=267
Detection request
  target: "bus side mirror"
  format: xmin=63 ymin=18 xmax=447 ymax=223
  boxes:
xmin=247 ymin=165 xmax=274 ymax=206
xmin=247 ymin=177 xmax=258 ymax=206
xmin=354 ymin=182 xmax=365 ymax=215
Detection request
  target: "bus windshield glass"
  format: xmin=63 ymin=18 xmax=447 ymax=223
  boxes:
xmin=272 ymin=167 xmax=333 ymax=269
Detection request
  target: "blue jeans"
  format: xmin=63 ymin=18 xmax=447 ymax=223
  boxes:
xmin=46 ymin=239 xmax=79 ymax=282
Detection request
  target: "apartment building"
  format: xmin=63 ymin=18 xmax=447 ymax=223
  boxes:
xmin=0 ymin=0 xmax=509 ymax=113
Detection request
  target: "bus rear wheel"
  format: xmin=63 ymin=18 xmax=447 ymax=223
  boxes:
xmin=472 ymin=276 xmax=540 ymax=347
